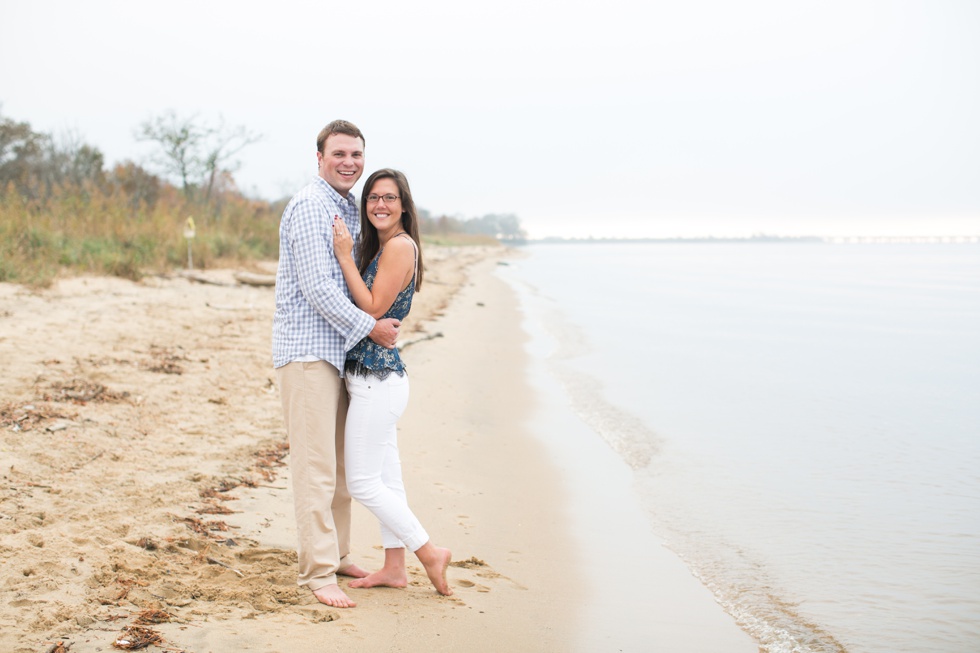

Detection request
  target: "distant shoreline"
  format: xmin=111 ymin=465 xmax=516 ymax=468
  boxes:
xmin=519 ymin=234 xmax=980 ymax=245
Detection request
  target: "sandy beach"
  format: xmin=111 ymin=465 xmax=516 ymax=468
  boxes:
xmin=0 ymin=245 xmax=756 ymax=652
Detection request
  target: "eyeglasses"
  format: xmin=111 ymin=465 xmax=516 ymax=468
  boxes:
xmin=366 ymin=194 xmax=400 ymax=204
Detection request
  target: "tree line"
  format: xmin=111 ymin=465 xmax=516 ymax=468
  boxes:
xmin=420 ymin=210 xmax=525 ymax=242
xmin=0 ymin=107 xmax=524 ymax=286
xmin=1 ymin=108 xmax=260 ymax=213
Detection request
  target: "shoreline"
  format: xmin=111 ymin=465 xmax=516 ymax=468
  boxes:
xmin=497 ymin=256 xmax=758 ymax=652
xmin=0 ymin=246 xmax=756 ymax=652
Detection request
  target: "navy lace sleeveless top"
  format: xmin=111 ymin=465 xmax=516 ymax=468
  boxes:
xmin=344 ymin=235 xmax=417 ymax=379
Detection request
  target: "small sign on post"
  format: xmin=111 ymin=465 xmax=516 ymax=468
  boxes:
xmin=183 ymin=217 xmax=196 ymax=270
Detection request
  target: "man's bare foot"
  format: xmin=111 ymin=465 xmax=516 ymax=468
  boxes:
xmin=337 ymin=563 xmax=369 ymax=579
xmin=348 ymin=567 xmax=408 ymax=589
xmin=421 ymin=546 xmax=453 ymax=596
xmin=312 ymin=583 xmax=356 ymax=608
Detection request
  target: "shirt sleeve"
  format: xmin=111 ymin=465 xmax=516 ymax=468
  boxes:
xmin=286 ymin=196 xmax=376 ymax=349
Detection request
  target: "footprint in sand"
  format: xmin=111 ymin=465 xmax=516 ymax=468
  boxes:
xmin=455 ymin=579 xmax=490 ymax=593
xmin=299 ymin=607 xmax=338 ymax=623
xmin=451 ymin=557 xmax=528 ymax=591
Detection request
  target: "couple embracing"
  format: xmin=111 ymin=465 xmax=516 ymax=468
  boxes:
xmin=272 ymin=120 xmax=451 ymax=608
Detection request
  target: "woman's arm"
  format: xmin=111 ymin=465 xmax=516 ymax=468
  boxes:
xmin=333 ymin=217 xmax=415 ymax=319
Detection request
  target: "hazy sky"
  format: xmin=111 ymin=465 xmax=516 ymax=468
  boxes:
xmin=2 ymin=0 xmax=978 ymax=238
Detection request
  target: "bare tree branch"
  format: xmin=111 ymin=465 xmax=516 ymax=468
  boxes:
xmin=135 ymin=110 xmax=260 ymax=204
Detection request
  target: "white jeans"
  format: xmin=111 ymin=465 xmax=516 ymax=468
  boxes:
xmin=344 ymin=372 xmax=429 ymax=552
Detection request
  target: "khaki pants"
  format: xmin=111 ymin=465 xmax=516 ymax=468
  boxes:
xmin=277 ymin=361 xmax=353 ymax=590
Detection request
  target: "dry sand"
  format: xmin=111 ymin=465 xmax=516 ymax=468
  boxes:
xmin=0 ymin=246 xmax=758 ymax=652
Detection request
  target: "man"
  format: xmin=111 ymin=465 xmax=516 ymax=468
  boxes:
xmin=272 ymin=120 xmax=400 ymax=608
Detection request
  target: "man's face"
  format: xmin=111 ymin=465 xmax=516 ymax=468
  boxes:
xmin=317 ymin=133 xmax=364 ymax=195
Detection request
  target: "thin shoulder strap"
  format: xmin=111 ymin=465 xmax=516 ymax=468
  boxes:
xmin=397 ymin=233 xmax=418 ymax=285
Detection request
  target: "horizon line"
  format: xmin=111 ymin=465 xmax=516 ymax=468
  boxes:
xmin=521 ymin=234 xmax=980 ymax=244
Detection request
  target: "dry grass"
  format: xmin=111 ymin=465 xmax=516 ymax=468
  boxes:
xmin=0 ymin=183 xmax=280 ymax=287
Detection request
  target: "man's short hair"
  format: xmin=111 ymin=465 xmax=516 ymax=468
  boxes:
xmin=317 ymin=120 xmax=365 ymax=153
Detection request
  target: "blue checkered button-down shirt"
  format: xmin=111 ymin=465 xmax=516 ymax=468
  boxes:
xmin=272 ymin=176 xmax=375 ymax=374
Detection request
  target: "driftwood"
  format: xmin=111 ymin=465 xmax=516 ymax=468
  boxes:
xmin=179 ymin=270 xmax=275 ymax=287
xmin=178 ymin=271 xmax=234 ymax=287
xmin=206 ymin=556 xmax=245 ymax=577
xmin=398 ymin=331 xmax=444 ymax=351
xmin=234 ymin=271 xmax=276 ymax=287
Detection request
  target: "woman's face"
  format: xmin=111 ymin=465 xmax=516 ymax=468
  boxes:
xmin=365 ymin=178 xmax=403 ymax=234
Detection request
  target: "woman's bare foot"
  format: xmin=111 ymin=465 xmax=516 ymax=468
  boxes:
xmin=312 ymin=583 xmax=356 ymax=608
xmin=348 ymin=567 xmax=409 ymax=589
xmin=337 ymin=563 xmax=369 ymax=579
xmin=348 ymin=548 xmax=408 ymax=589
xmin=417 ymin=543 xmax=453 ymax=596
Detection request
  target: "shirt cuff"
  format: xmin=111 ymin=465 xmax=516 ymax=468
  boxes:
xmin=344 ymin=312 xmax=376 ymax=351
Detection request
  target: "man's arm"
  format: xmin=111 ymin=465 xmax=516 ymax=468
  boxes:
xmin=287 ymin=197 xmax=377 ymax=349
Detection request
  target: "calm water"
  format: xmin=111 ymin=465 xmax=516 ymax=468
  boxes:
xmin=498 ymin=242 xmax=980 ymax=653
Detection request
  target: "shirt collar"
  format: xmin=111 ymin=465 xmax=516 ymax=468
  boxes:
xmin=314 ymin=175 xmax=357 ymax=209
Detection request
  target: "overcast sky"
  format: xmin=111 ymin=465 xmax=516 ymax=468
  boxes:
xmin=2 ymin=0 xmax=978 ymax=238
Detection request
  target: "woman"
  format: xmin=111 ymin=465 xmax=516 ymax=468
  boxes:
xmin=332 ymin=168 xmax=452 ymax=596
